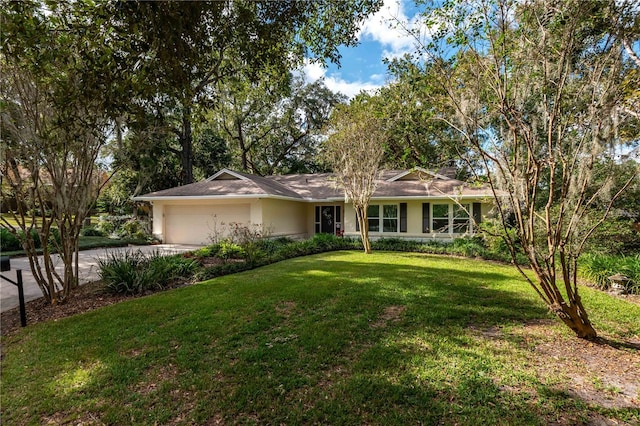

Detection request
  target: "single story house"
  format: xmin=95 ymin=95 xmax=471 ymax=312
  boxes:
xmin=134 ymin=167 xmax=496 ymax=245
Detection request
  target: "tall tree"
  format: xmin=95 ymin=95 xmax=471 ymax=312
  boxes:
xmin=366 ymin=59 xmax=474 ymax=173
xmin=324 ymin=101 xmax=386 ymax=254
xmin=1 ymin=1 xmax=118 ymax=303
xmin=411 ymin=0 xmax=640 ymax=338
xmin=216 ymin=75 xmax=346 ymax=175
xmin=112 ymin=0 xmax=381 ymax=184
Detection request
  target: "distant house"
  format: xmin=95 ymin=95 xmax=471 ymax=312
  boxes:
xmin=134 ymin=167 xmax=495 ymax=245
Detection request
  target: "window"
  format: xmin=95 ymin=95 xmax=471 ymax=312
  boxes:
xmin=362 ymin=204 xmax=399 ymax=233
xmin=429 ymin=203 xmax=473 ymax=234
xmin=432 ymin=204 xmax=449 ymax=233
xmin=453 ymin=204 xmax=471 ymax=233
xmin=383 ymin=205 xmax=398 ymax=232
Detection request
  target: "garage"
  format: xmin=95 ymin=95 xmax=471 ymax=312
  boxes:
xmin=163 ymin=203 xmax=251 ymax=245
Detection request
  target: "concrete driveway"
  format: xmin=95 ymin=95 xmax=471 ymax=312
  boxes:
xmin=0 ymin=244 xmax=201 ymax=313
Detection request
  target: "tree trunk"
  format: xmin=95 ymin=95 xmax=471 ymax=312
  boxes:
xmin=355 ymin=206 xmax=372 ymax=254
xmin=554 ymin=302 xmax=597 ymax=339
xmin=180 ymin=106 xmax=194 ymax=185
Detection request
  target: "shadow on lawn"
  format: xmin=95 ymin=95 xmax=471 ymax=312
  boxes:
xmin=3 ymin=251 xmax=630 ymax=425
xmin=257 ymin=253 xmax=600 ymax=425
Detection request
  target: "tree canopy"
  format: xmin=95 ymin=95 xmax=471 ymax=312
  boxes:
xmin=401 ymin=0 xmax=640 ymax=338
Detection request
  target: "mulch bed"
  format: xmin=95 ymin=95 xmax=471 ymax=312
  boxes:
xmin=1 ymin=280 xmax=191 ymax=337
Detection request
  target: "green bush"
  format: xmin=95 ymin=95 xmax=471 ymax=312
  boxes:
xmin=97 ymin=215 xmax=151 ymax=240
xmin=218 ymin=241 xmax=246 ymax=261
xmin=1 ymin=228 xmax=21 ymax=251
xmin=80 ymin=227 xmax=106 ymax=237
xmin=195 ymin=260 xmax=257 ymax=281
xmin=583 ymin=217 xmax=640 ymax=256
xmin=99 ymin=250 xmax=199 ymax=295
xmin=580 ymin=253 xmax=640 ymax=294
xmin=193 ymin=245 xmax=218 ymax=258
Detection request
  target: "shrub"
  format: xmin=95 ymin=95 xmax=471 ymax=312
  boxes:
xmin=372 ymin=238 xmax=421 ymax=252
xmin=218 ymin=241 xmax=246 ymax=261
xmin=580 ymin=253 xmax=640 ymax=294
xmin=254 ymin=237 xmax=294 ymax=256
xmin=449 ymin=237 xmax=486 ymax=258
xmin=80 ymin=226 xmax=106 ymax=237
xmin=97 ymin=215 xmax=151 ymax=240
xmin=195 ymin=260 xmax=257 ymax=281
xmin=99 ymin=250 xmax=199 ymax=295
xmin=193 ymin=245 xmax=218 ymax=258
xmin=98 ymin=251 xmax=146 ymax=294
xmin=1 ymin=227 xmax=21 ymax=251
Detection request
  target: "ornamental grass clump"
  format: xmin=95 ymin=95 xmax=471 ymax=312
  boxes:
xmin=98 ymin=250 xmax=198 ymax=295
xmin=580 ymin=254 xmax=640 ymax=294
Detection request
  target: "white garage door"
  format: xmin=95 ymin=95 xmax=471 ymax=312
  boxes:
xmin=164 ymin=204 xmax=251 ymax=245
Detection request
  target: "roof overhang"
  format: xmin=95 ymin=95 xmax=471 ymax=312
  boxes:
xmin=132 ymin=194 xmax=302 ymax=202
xmin=134 ymin=194 xmax=495 ymax=203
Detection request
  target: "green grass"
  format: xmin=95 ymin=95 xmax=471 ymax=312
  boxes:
xmin=2 ymin=251 xmax=639 ymax=425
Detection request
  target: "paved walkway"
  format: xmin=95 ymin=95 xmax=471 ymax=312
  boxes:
xmin=0 ymin=244 xmax=201 ymax=313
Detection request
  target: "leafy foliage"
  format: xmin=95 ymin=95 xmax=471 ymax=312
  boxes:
xmin=98 ymin=250 xmax=198 ymax=295
xmin=402 ymin=0 xmax=640 ymax=339
xmin=212 ymin=75 xmax=346 ymax=175
xmin=580 ymin=254 xmax=640 ymax=294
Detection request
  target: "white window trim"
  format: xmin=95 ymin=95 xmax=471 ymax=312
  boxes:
xmin=367 ymin=203 xmax=399 ymax=233
xmin=431 ymin=203 xmax=473 ymax=235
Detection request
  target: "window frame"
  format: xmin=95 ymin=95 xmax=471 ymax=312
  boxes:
xmin=365 ymin=203 xmax=400 ymax=233
xmin=430 ymin=203 xmax=473 ymax=235
xmin=431 ymin=203 xmax=450 ymax=234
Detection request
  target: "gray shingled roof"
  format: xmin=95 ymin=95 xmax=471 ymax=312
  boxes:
xmin=135 ymin=168 xmax=494 ymax=201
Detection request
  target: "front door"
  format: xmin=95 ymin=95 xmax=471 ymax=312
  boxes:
xmin=314 ymin=205 xmax=342 ymax=235
xmin=320 ymin=206 xmax=334 ymax=234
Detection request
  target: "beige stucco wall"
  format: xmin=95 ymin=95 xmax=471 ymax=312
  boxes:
xmin=260 ymin=198 xmax=308 ymax=238
xmin=150 ymin=196 xmax=496 ymax=244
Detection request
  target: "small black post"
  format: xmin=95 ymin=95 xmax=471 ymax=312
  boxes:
xmin=1 ymin=256 xmax=28 ymax=327
xmin=17 ymin=269 xmax=26 ymax=327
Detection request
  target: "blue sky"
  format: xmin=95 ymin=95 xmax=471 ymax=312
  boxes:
xmin=302 ymin=0 xmax=425 ymax=98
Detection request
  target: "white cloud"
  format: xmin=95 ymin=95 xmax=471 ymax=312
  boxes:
xmin=298 ymin=0 xmax=425 ymax=99
xmin=300 ymin=61 xmax=380 ymax=99
xmin=359 ymin=0 xmax=425 ymax=59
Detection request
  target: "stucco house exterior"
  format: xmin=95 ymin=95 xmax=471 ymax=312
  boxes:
xmin=134 ymin=167 xmax=496 ymax=245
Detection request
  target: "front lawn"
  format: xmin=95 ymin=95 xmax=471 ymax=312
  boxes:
xmin=1 ymin=252 xmax=639 ymax=425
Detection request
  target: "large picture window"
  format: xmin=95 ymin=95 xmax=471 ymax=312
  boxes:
xmin=430 ymin=203 xmax=472 ymax=234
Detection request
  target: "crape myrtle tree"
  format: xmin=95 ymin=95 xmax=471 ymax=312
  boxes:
xmin=0 ymin=0 xmax=381 ymax=305
xmin=324 ymin=100 xmax=386 ymax=254
xmin=111 ymin=0 xmax=381 ymax=185
xmin=0 ymin=2 xmax=117 ymax=303
xmin=409 ymin=0 xmax=640 ymax=338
